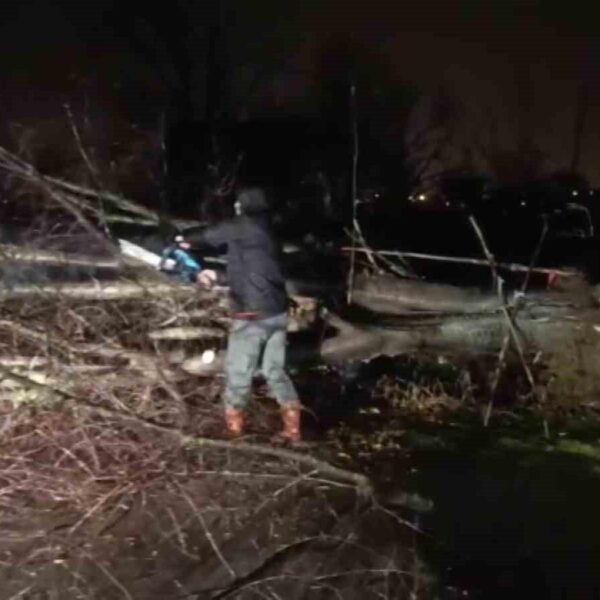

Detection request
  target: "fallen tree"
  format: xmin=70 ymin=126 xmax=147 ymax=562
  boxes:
xmin=0 ymin=133 xmax=436 ymax=599
xmin=320 ymin=301 xmax=600 ymax=363
xmin=308 ymin=274 xmax=600 ymax=409
xmin=3 ymin=135 xmax=595 ymax=594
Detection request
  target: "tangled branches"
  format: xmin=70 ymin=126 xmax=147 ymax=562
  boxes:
xmin=0 ymin=253 xmax=424 ymax=599
xmin=0 ymin=128 xmax=427 ymax=596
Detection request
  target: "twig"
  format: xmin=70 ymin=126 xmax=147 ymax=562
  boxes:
xmin=30 ymin=162 xmax=107 ymax=244
xmin=467 ymin=215 xmax=538 ymax=426
xmin=253 ymin=469 xmax=319 ymax=515
xmin=341 ymin=247 xmax=575 ymax=278
xmin=92 ymin=558 xmax=134 ymax=600
xmin=468 ymin=221 xmax=510 ymax=427
xmin=184 ymin=470 xmax=356 ymax=489
xmin=5 ymin=585 xmax=34 ymax=600
xmin=68 ymin=483 xmax=134 ymax=534
xmin=345 ymin=225 xmax=381 ymax=274
xmin=159 ymin=112 xmax=169 ymax=216
xmin=346 ymin=82 xmax=360 ymax=304
xmin=496 ymin=217 xmax=550 ymax=428
xmin=176 ymin=482 xmax=237 ymax=580
xmin=468 ymin=215 xmax=499 ymax=288
xmin=484 ymin=333 xmax=510 ymax=426
xmin=521 ymin=216 xmax=549 ymax=293
xmin=501 ymin=306 xmax=535 ymax=387
xmin=64 ymin=103 xmax=110 ymax=238
xmin=214 ymin=569 xmax=412 ymax=599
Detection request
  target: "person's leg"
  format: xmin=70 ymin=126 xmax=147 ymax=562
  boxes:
xmin=261 ymin=313 xmax=301 ymax=442
xmin=223 ymin=320 xmax=265 ymax=435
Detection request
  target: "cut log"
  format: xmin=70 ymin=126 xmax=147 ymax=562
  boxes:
xmin=349 ymin=273 xmax=594 ymax=316
xmin=317 ymin=299 xmax=600 ymax=396
xmin=0 ymin=244 xmax=120 ymax=269
xmin=0 ymin=281 xmax=202 ymax=301
xmin=351 ymin=274 xmax=500 ymax=315
xmin=0 ymin=357 xmax=50 ymax=368
xmin=149 ymin=326 xmax=226 ymax=341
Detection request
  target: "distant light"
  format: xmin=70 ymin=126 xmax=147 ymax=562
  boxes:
xmin=418 ymin=194 xmax=427 ymax=202
xmin=520 ymin=201 xmax=526 ymax=207
xmin=445 ymin=201 xmax=450 ymax=207
xmin=590 ymin=191 xmax=594 ymax=196
xmin=572 ymin=190 xmax=579 ymax=197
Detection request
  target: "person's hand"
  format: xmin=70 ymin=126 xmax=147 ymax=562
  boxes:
xmin=197 ymin=269 xmax=218 ymax=288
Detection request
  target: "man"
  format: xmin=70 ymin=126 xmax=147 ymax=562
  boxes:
xmin=159 ymin=234 xmax=203 ymax=283
xmin=188 ymin=187 xmax=301 ymax=443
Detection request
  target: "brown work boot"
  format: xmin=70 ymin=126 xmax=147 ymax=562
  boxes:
xmin=224 ymin=406 xmax=244 ymax=437
xmin=275 ymin=403 xmax=302 ymax=444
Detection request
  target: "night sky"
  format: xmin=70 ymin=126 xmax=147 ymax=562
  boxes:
xmin=0 ymin=0 xmax=598 ymax=184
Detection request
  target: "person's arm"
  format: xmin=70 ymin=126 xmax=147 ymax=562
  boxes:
xmin=174 ymin=249 xmax=202 ymax=273
xmin=185 ymin=221 xmax=234 ymax=249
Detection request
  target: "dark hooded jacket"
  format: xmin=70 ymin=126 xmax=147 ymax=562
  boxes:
xmin=188 ymin=189 xmax=288 ymax=318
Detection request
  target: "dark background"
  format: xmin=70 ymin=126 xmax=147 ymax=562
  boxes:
xmin=0 ymin=0 xmax=599 ymax=258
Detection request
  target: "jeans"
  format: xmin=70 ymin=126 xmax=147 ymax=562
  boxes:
xmin=224 ymin=312 xmax=298 ymax=409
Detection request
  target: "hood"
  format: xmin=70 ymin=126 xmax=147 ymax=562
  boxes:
xmin=236 ymin=188 xmax=269 ymax=215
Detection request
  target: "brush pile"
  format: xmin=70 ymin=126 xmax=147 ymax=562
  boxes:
xmin=0 ymin=149 xmax=424 ymax=600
